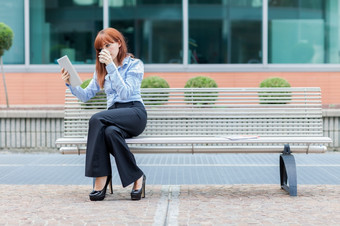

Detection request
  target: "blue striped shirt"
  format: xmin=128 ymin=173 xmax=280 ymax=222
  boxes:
xmin=67 ymin=56 xmax=144 ymax=108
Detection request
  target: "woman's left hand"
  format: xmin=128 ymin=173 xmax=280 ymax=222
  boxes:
xmin=99 ymin=49 xmax=113 ymax=65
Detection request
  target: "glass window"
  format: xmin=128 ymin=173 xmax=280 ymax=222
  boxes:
xmin=189 ymin=0 xmax=262 ymax=64
xmin=109 ymin=0 xmax=183 ymax=64
xmin=30 ymin=0 xmax=102 ymax=64
xmin=0 ymin=0 xmax=24 ymax=64
xmin=269 ymin=0 xmax=340 ymax=64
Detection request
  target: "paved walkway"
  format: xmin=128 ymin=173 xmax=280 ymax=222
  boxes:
xmin=1 ymin=153 xmax=340 ymax=225
xmin=1 ymin=153 xmax=340 ymax=185
xmin=1 ymin=184 xmax=340 ymax=225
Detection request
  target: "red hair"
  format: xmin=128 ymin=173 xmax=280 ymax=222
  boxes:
xmin=94 ymin=28 xmax=128 ymax=88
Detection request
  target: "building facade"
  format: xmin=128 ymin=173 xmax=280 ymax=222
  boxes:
xmin=1 ymin=0 xmax=340 ymax=107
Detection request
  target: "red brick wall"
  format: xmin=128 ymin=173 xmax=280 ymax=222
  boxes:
xmin=0 ymin=72 xmax=339 ymax=106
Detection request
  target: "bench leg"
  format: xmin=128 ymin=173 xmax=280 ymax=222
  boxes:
xmin=279 ymin=144 xmax=297 ymax=196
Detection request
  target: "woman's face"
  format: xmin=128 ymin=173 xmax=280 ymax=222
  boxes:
xmin=102 ymin=41 xmax=121 ymax=61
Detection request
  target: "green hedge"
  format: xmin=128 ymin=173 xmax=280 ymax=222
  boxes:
xmin=141 ymin=76 xmax=169 ymax=105
xmin=80 ymin=78 xmax=92 ymax=89
xmin=80 ymin=78 xmax=106 ymax=109
xmin=184 ymin=76 xmax=218 ymax=105
xmin=259 ymin=77 xmax=291 ymax=104
xmin=141 ymin=76 xmax=170 ymax=89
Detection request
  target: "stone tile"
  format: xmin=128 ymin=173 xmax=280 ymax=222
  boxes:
xmin=0 ymin=184 xmax=340 ymax=225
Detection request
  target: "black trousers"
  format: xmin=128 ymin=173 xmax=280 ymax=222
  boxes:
xmin=85 ymin=101 xmax=147 ymax=187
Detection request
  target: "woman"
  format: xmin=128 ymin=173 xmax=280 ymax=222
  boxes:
xmin=61 ymin=28 xmax=147 ymax=201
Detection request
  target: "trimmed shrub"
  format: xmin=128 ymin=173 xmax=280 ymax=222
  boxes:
xmin=0 ymin=22 xmax=14 ymax=108
xmin=80 ymin=78 xmax=92 ymax=89
xmin=260 ymin=77 xmax=291 ymax=88
xmin=184 ymin=76 xmax=218 ymax=105
xmin=141 ymin=76 xmax=170 ymax=89
xmin=80 ymin=78 xmax=106 ymax=109
xmin=0 ymin=22 xmax=14 ymax=57
xmin=185 ymin=76 xmax=218 ymax=89
xmin=259 ymin=77 xmax=291 ymax=104
xmin=141 ymin=76 xmax=170 ymax=105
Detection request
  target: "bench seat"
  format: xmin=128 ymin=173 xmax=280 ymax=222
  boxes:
xmin=56 ymin=87 xmax=332 ymax=196
xmin=57 ymin=136 xmax=330 ymax=154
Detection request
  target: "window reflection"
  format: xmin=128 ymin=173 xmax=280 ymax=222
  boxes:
xmin=109 ymin=0 xmax=183 ymax=64
xmin=1 ymin=0 xmax=24 ymax=64
xmin=269 ymin=0 xmax=340 ymax=64
xmin=24 ymin=0 xmax=340 ymax=66
xmin=189 ymin=0 xmax=262 ymax=64
xmin=30 ymin=0 xmax=102 ymax=64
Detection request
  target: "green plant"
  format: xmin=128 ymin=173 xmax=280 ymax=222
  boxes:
xmin=259 ymin=77 xmax=291 ymax=104
xmin=141 ymin=76 xmax=170 ymax=105
xmin=185 ymin=76 xmax=218 ymax=88
xmin=0 ymin=22 xmax=14 ymax=108
xmin=80 ymin=78 xmax=92 ymax=89
xmin=184 ymin=76 xmax=218 ymax=105
xmin=80 ymin=78 xmax=106 ymax=109
xmin=141 ymin=76 xmax=170 ymax=89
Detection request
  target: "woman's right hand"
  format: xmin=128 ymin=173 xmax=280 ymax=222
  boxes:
xmin=61 ymin=68 xmax=70 ymax=85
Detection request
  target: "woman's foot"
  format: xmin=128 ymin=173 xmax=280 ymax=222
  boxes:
xmin=133 ymin=175 xmax=144 ymax=190
xmin=89 ymin=175 xmax=113 ymax=201
xmin=131 ymin=174 xmax=146 ymax=200
xmin=94 ymin=176 xmax=108 ymax=191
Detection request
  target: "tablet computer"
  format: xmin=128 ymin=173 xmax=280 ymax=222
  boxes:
xmin=57 ymin=55 xmax=82 ymax=87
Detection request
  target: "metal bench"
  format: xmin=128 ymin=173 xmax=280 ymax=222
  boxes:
xmin=55 ymin=87 xmax=332 ymax=196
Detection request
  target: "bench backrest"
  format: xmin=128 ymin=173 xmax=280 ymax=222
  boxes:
xmin=64 ymin=87 xmax=323 ymax=138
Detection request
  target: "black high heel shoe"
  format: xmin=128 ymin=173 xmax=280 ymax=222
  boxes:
xmin=89 ymin=175 xmax=113 ymax=201
xmin=131 ymin=175 xmax=146 ymax=200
